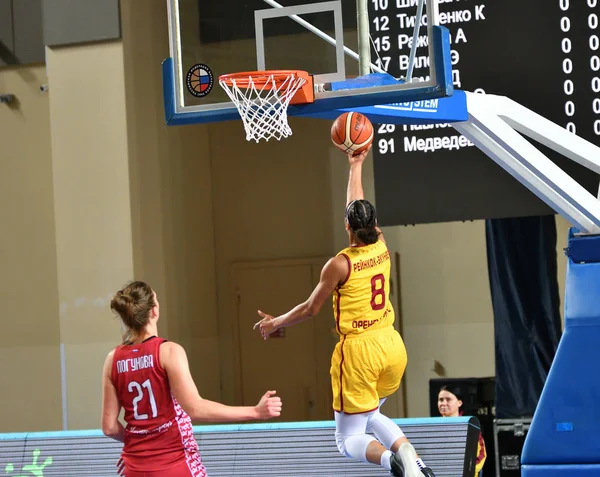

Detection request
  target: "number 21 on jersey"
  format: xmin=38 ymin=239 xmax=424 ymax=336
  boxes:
xmin=129 ymin=379 xmax=158 ymax=420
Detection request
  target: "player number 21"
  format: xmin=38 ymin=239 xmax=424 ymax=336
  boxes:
xmin=370 ymin=273 xmax=386 ymax=310
xmin=129 ymin=379 xmax=158 ymax=420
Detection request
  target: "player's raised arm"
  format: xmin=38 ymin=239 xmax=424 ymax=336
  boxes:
xmin=346 ymin=144 xmax=371 ymax=206
xmin=161 ymin=341 xmax=282 ymax=422
xmin=344 ymin=144 xmax=385 ymax=243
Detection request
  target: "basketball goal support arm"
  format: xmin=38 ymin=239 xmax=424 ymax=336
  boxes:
xmin=485 ymin=95 xmax=600 ymax=177
xmin=453 ymin=92 xmax=600 ymax=234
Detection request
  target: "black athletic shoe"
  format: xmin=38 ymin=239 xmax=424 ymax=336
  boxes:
xmin=420 ymin=467 xmax=436 ymax=477
xmin=389 ymin=453 xmax=404 ymax=477
xmin=390 ymin=443 xmax=423 ymax=477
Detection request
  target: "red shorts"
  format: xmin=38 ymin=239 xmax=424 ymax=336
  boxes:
xmin=125 ymin=458 xmax=207 ymax=477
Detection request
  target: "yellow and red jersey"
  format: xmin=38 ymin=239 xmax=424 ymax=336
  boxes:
xmin=332 ymin=240 xmax=395 ymax=336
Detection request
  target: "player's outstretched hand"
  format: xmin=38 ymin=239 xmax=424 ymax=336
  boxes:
xmin=347 ymin=142 xmax=372 ymax=165
xmin=255 ymin=390 xmax=282 ymax=419
xmin=254 ymin=310 xmax=277 ymax=340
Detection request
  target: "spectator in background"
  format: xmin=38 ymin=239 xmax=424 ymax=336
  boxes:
xmin=438 ymin=386 xmax=486 ymax=477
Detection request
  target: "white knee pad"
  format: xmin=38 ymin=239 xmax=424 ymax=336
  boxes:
xmin=366 ymin=412 xmax=405 ymax=449
xmin=335 ymin=411 xmax=377 ymax=460
xmin=335 ymin=430 xmax=351 ymax=457
xmin=335 ymin=431 xmax=377 ymax=459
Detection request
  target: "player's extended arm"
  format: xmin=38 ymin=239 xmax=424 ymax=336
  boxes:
xmin=255 ymin=255 xmax=348 ymax=337
xmin=344 ymin=144 xmax=385 ymax=243
xmin=346 ymin=144 xmax=371 ymax=206
xmin=163 ymin=342 xmax=282 ymax=422
xmin=101 ymin=351 xmax=126 ymax=442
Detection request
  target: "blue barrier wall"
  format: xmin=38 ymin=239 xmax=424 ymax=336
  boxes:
xmin=0 ymin=417 xmax=480 ymax=476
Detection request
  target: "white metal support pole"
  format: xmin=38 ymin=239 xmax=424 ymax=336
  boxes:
xmin=357 ymin=0 xmax=371 ymax=76
xmin=406 ymin=0 xmax=425 ymax=82
xmin=485 ymin=95 xmax=600 ymax=176
xmin=425 ymin=0 xmax=441 ymax=87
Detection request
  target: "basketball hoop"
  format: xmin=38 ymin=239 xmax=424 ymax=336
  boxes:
xmin=219 ymin=70 xmax=314 ymax=142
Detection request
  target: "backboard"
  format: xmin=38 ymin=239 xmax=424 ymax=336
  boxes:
xmin=163 ymin=0 xmax=455 ymax=126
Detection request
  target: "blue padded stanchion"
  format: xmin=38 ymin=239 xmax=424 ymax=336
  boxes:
xmin=522 ymin=228 xmax=600 ymax=475
xmin=522 ymin=464 xmax=600 ymax=476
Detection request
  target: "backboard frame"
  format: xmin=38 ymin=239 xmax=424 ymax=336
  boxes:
xmin=255 ymin=1 xmax=346 ymax=86
xmin=162 ymin=0 xmax=454 ymax=126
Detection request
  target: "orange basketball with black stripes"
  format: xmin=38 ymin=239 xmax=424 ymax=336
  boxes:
xmin=330 ymin=112 xmax=374 ymax=155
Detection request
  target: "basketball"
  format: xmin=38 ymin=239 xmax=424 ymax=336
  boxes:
xmin=330 ymin=112 xmax=374 ymax=156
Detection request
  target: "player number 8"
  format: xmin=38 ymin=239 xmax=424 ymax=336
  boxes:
xmin=370 ymin=274 xmax=386 ymax=311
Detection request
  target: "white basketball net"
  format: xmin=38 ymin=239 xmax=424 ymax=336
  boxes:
xmin=219 ymin=72 xmax=308 ymax=142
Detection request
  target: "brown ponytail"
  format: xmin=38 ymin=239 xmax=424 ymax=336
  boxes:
xmin=110 ymin=281 xmax=155 ymax=343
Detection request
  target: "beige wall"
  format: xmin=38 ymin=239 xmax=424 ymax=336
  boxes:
xmin=0 ymin=65 xmax=62 ymax=432
xmin=383 ymin=220 xmax=495 ymax=417
xmin=120 ymin=0 xmax=220 ymax=399
xmin=45 ymin=41 xmax=134 ymax=430
xmin=210 ymin=116 xmax=336 ymax=404
xmin=0 ymin=0 xmax=575 ymax=433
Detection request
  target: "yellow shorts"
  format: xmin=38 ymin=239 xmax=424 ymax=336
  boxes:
xmin=330 ymin=327 xmax=407 ymax=414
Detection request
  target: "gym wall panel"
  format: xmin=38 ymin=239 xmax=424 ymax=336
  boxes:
xmin=43 ymin=0 xmax=121 ymax=47
xmin=13 ymin=0 xmax=45 ymax=64
xmin=0 ymin=0 xmax=14 ymax=66
xmin=45 ymin=41 xmax=132 ymax=429
xmin=0 ymin=64 xmax=61 ymax=432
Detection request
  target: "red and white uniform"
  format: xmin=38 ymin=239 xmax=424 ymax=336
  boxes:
xmin=111 ymin=336 xmax=206 ymax=477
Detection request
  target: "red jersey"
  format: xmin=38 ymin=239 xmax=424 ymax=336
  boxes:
xmin=111 ymin=336 xmax=206 ymax=476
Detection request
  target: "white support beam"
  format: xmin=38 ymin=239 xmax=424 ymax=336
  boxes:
xmin=454 ymin=92 xmax=600 ymax=234
xmin=485 ymin=94 xmax=600 ymax=176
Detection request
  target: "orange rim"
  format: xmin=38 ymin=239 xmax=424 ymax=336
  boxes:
xmin=219 ymin=70 xmax=310 ymax=89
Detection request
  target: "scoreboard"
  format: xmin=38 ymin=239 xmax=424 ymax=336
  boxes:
xmin=369 ymin=0 xmax=600 ymax=226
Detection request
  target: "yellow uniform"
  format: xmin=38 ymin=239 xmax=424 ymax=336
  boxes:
xmin=330 ymin=239 xmax=408 ymax=414
xmin=475 ymin=432 xmax=487 ymax=476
